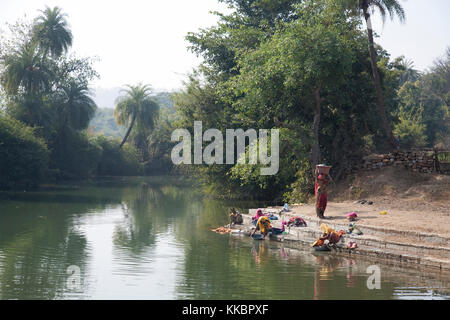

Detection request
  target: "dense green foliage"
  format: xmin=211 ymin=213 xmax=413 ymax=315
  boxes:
xmin=173 ymin=0 xmax=449 ymax=202
xmin=0 ymin=115 xmax=49 ymax=188
xmin=342 ymin=0 xmax=406 ymax=148
xmin=394 ymin=49 xmax=450 ymax=149
xmin=0 ymin=1 xmax=448 ymax=199
xmin=93 ymin=135 xmax=143 ymax=176
xmin=145 ymin=107 xmax=178 ymax=175
xmin=0 ymin=7 xmax=145 ymax=189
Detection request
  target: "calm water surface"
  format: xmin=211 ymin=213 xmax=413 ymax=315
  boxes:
xmin=0 ymin=177 xmax=448 ymax=300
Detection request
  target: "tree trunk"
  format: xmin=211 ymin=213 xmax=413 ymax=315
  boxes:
xmin=120 ymin=113 xmax=136 ymax=148
xmin=311 ymin=87 xmax=322 ymax=170
xmin=363 ymin=9 xmax=397 ymax=149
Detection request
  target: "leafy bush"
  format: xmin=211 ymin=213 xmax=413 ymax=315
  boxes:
xmin=48 ymin=131 xmax=102 ymax=179
xmin=283 ymin=160 xmax=314 ymax=204
xmin=394 ymin=117 xmax=428 ymax=149
xmin=0 ymin=115 xmax=49 ymax=189
xmin=93 ymin=135 xmax=143 ymax=176
xmin=228 ymin=129 xmax=305 ymax=201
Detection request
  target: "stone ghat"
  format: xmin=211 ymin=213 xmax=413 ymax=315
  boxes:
xmin=356 ymin=150 xmax=437 ymax=173
xmin=228 ymin=209 xmax=450 ymax=273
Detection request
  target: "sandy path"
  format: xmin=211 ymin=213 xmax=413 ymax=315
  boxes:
xmin=277 ymin=200 xmax=450 ymax=238
xmin=278 ymin=167 xmax=450 ymax=238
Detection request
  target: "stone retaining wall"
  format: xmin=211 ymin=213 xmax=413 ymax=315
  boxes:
xmin=356 ymin=149 xmax=443 ymax=174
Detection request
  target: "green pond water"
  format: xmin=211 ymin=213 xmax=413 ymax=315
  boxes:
xmin=0 ymin=177 xmax=448 ymax=300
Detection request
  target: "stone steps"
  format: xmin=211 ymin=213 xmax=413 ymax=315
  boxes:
xmin=241 ymin=211 xmax=450 ymax=272
xmin=250 ymin=209 xmax=450 ymax=247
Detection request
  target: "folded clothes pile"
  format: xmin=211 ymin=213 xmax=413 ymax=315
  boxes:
xmin=211 ymin=227 xmax=232 ymax=234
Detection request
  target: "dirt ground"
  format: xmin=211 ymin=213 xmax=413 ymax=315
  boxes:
xmin=290 ymin=167 xmax=450 ymax=237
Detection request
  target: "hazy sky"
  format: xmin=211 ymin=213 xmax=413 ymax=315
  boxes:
xmin=0 ymin=0 xmax=449 ymax=91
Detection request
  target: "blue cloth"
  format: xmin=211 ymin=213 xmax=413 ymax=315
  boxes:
xmin=269 ymin=228 xmax=284 ymax=235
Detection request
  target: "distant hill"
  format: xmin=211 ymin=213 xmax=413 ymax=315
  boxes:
xmin=88 ymin=108 xmax=125 ymax=138
xmin=92 ymin=87 xmax=176 ymax=110
xmin=153 ymin=92 xmax=175 ymax=113
xmin=92 ymin=87 xmax=121 ymax=109
xmin=89 ymin=90 xmax=175 ymax=138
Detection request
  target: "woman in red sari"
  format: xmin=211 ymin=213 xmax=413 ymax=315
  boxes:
xmin=315 ymin=168 xmax=332 ymax=219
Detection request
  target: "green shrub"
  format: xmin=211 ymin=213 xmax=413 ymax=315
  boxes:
xmin=93 ymin=135 xmax=143 ymax=176
xmin=0 ymin=115 xmax=49 ymax=189
xmin=438 ymin=152 xmax=450 ymax=163
xmin=283 ymin=160 xmax=314 ymax=204
xmin=49 ymin=131 xmax=102 ymax=179
xmin=228 ymin=129 xmax=303 ymax=201
xmin=393 ymin=117 xmax=428 ymax=149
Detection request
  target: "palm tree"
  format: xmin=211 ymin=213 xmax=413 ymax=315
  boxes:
xmin=56 ymin=79 xmax=97 ymax=130
xmin=344 ymin=0 xmax=405 ymax=148
xmin=32 ymin=6 xmax=73 ymax=58
xmin=52 ymin=79 xmax=97 ymax=164
xmin=1 ymin=42 xmax=52 ymax=96
xmin=114 ymin=84 xmax=160 ymax=148
xmin=398 ymin=57 xmax=421 ymax=85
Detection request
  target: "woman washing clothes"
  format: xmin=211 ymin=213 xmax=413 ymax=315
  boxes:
xmin=311 ymin=224 xmax=345 ymax=248
xmin=250 ymin=215 xmax=271 ymax=239
xmin=229 ymin=208 xmax=243 ymax=226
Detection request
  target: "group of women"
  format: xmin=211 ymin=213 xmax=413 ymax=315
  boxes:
xmin=229 ymin=166 xmax=333 ymax=240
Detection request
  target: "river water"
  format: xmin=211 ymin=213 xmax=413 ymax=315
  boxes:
xmin=0 ymin=177 xmax=448 ymax=300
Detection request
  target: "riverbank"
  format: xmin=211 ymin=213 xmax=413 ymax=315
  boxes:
xmin=1 ymin=177 xmax=448 ymax=299
xmin=229 ymin=202 xmax=450 ymax=274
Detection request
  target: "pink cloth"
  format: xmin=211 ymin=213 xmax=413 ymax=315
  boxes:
xmin=346 ymin=212 xmax=358 ymax=220
xmin=253 ymin=209 xmax=264 ymax=221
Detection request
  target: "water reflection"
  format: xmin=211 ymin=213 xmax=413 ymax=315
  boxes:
xmin=0 ymin=178 xmax=448 ymax=300
xmin=0 ymin=195 xmax=90 ymax=299
xmin=251 ymin=242 xmax=270 ymax=266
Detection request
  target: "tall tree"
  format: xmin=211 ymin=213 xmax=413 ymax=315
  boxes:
xmin=344 ymin=0 xmax=405 ymax=149
xmin=1 ymin=42 xmax=52 ymax=97
xmin=218 ymin=0 xmax=302 ymax=28
xmin=187 ymin=0 xmax=303 ymax=76
xmin=114 ymin=84 xmax=160 ymax=148
xmin=32 ymin=6 xmax=73 ymax=58
xmin=398 ymin=57 xmax=421 ymax=85
xmin=236 ymin=0 xmax=356 ymax=169
xmin=55 ymin=79 xmax=97 ymax=131
xmin=51 ymin=79 xmax=97 ymax=165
